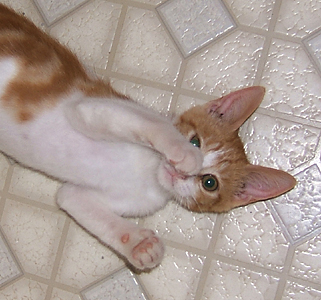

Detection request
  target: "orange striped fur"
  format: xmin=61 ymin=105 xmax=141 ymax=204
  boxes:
xmin=0 ymin=4 xmax=126 ymax=122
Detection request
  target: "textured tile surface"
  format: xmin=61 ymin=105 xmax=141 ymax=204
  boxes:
xmin=1 ymin=0 xmax=45 ymax=28
xmin=157 ymin=0 xmax=235 ymax=56
xmin=240 ymin=114 xmax=319 ymax=171
xmin=306 ymin=30 xmax=321 ymax=71
xmin=110 ymin=78 xmax=173 ymax=113
xmin=35 ymin=0 xmax=88 ymax=24
xmin=55 ymin=221 xmax=123 ymax=289
xmin=275 ymin=0 xmax=321 ymax=38
xmin=51 ymin=288 xmax=82 ymax=300
xmin=283 ymin=281 xmax=321 ymax=300
xmin=1 ymin=199 xmax=66 ymax=279
xmin=9 ymin=165 xmax=60 ymax=206
xmin=182 ymin=31 xmax=265 ymax=95
xmin=202 ymin=260 xmax=279 ymax=300
xmin=50 ymin=1 xmax=122 ymax=69
xmin=215 ymin=203 xmax=289 ymax=271
xmin=83 ymin=269 xmax=147 ymax=300
xmin=224 ymin=0 xmax=275 ymax=30
xmin=290 ymin=233 xmax=321 ymax=283
xmin=1 ymin=0 xmax=321 ymax=299
xmin=143 ymin=201 xmax=216 ymax=250
xmin=273 ymin=165 xmax=321 ymax=241
xmin=0 ymin=233 xmax=21 ymax=287
xmin=112 ymin=7 xmax=182 ymax=85
xmin=261 ymin=39 xmax=321 ymax=121
xmin=0 ymin=154 xmax=9 ymax=191
xmin=0 ymin=277 xmax=47 ymax=300
xmin=139 ymin=247 xmax=205 ymax=300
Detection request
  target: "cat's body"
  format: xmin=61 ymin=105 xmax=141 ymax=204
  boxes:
xmin=0 ymin=4 xmax=296 ymax=270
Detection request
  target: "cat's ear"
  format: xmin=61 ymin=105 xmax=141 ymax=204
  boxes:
xmin=206 ymin=86 xmax=265 ymax=131
xmin=232 ymin=165 xmax=296 ymax=207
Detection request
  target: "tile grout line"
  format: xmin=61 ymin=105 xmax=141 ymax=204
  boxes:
xmin=0 ymin=162 xmax=14 ymax=220
xmin=273 ymin=245 xmax=297 ymax=300
xmin=104 ymin=3 xmax=128 ymax=75
xmin=256 ymin=107 xmax=321 ymax=129
xmin=0 ymin=162 xmax=27 ymax=289
xmin=44 ymin=217 xmax=72 ymax=300
xmin=193 ymin=213 xmax=225 ymax=300
xmin=253 ymin=0 xmax=284 ymax=85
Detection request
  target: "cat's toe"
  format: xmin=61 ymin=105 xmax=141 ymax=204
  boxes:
xmin=130 ymin=230 xmax=164 ymax=270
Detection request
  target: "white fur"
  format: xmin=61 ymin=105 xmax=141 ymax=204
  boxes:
xmin=0 ymin=57 xmax=203 ymax=269
xmin=0 ymin=58 xmax=17 ymax=97
xmin=203 ymin=150 xmax=224 ymax=168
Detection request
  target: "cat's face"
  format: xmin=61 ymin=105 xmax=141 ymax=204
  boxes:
xmin=169 ymin=87 xmax=296 ymax=213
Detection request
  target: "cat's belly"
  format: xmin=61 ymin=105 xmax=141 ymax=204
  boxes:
xmin=0 ymin=103 xmax=169 ymax=215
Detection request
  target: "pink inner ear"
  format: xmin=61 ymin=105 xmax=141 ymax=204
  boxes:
xmin=207 ymin=86 xmax=265 ymax=131
xmin=234 ymin=165 xmax=296 ymax=205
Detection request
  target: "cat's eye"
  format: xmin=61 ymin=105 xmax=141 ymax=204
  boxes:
xmin=201 ymin=174 xmax=218 ymax=192
xmin=190 ymin=135 xmax=201 ymax=148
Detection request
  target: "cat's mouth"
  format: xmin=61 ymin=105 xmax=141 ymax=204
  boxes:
xmin=159 ymin=162 xmax=197 ymax=205
xmin=163 ymin=163 xmax=187 ymax=186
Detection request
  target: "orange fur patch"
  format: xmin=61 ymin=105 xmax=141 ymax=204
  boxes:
xmin=0 ymin=4 xmax=127 ymax=122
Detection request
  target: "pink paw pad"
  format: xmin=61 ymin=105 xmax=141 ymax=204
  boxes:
xmin=121 ymin=233 xmax=130 ymax=244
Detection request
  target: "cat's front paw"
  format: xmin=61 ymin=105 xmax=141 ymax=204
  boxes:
xmin=121 ymin=229 xmax=164 ymax=270
xmin=167 ymin=142 xmax=203 ymax=176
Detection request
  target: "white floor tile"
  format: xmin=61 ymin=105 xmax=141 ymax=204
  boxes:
xmin=34 ymin=0 xmax=88 ymax=25
xmin=83 ymin=269 xmax=147 ymax=300
xmin=0 ymin=233 xmax=21 ymax=287
xmin=1 ymin=199 xmax=65 ymax=279
xmin=182 ymin=31 xmax=265 ymax=95
xmin=215 ymin=202 xmax=289 ymax=271
xmin=0 ymin=277 xmax=47 ymax=300
xmin=9 ymin=166 xmax=60 ymax=206
xmin=306 ymin=30 xmax=321 ymax=71
xmin=50 ymin=0 xmax=122 ymax=69
xmin=273 ymin=165 xmax=321 ymax=241
xmin=111 ymin=78 xmax=173 ymax=113
xmin=139 ymin=247 xmax=205 ymax=300
xmin=55 ymin=221 xmax=123 ymax=289
xmin=261 ymin=39 xmax=321 ymax=121
xmin=275 ymin=0 xmax=321 ymax=38
xmin=143 ymin=201 xmax=217 ymax=250
xmin=225 ymin=0 xmax=275 ymax=30
xmin=157 ymin=0 xmax=235 ymax=57
xmin=283 ymin=281 xmax=321 ymax=300
xmin=202 ymin=260 xmax=279 ymax=300
xmin=240 ymin=114 xmax=319 ymax=171
xmin=112 ymin=7 xmax=182 ymax=85
xmin=290 ymin=233 xmax=321 ymax=284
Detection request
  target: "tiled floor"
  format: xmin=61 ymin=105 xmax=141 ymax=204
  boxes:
xmin=0 ymin=0 xmax=321 ymax=299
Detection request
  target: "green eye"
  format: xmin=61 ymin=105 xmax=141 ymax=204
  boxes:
xmin=190 ymin=135 xmax=201 ymax=148
xmin=201 ymin=174 xmax=218 ymax=192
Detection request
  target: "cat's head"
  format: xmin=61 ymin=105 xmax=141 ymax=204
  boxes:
xmin=172 ymin=86 xmax=296 ymax=213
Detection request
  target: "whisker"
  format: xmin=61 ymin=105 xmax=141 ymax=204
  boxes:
xmin=189 ymin=195 xmax=204 ymax=213
xmin=176 ymin=194 xmax=204 ymax=214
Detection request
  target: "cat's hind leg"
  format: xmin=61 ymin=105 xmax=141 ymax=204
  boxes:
xmin=56 ymin=183 xmax=164 ymax=270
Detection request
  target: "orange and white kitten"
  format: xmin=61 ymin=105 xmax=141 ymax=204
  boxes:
xmin=0 ymin=5 xmax=295 ymax=270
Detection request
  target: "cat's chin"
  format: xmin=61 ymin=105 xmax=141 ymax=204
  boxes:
xmin=157 ymin=161 xmax=197 ymax=203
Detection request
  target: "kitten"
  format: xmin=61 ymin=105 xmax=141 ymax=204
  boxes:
xmin=0 ymin=4 xmax=295 ymax=270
